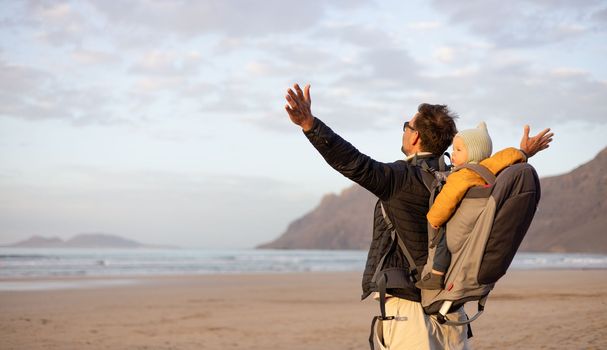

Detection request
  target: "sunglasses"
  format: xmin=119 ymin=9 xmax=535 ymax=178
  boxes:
xmin=403 ymin=121 xmax=416 ymax=132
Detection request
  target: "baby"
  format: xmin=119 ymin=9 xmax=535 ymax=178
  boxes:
xmin=415 ymin=122 xmax=528 ymax=290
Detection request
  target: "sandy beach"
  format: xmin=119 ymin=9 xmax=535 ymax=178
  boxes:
xmin=1 ymin=270 xmax=606 ymax=349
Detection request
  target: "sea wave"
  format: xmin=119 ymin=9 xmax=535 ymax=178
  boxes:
xmin=0 ymin=249 xmax=606 ymax=278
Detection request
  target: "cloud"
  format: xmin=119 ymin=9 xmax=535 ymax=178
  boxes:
xmin=434 ymin=47 xmax=455 ymax=63
xmin=431 ymin=0 xmax=607 ymax=47
xmin=420 ymin=57 xmax=607 ymax=124
xmin=313 ymin=23 xmax=395 ymax=48
xmin=22 ymin=1 xmax=93 ymax=47
xmin=0 ymin=0 xmax=380 ymax=129
xmin=339 ymin=47 xmax=423 ymax=86
xmin=3 ymin=0 xmax=604 ymax=132
xmin=4 ymin=0 xmax=370 ymax=57
xmin=129 ymin=50 xmax=205 ymax=77
xmin=89 ymin=0 xmax=369 ymax=39
xmin=275 ymin=46 xmax=607 ymax=132
xmin=409 ymin=21 xmax=442 ymax=30
xmin=593 ymin=6 xmax=607 ymax=22
xmin=0 ymin=59 xmax=49 ymax=94
xmin=0 ymin=58 xmax=131 ymax=125
xmin=71 ymin=49 xmax=121 ymax=65
xmin=252 ymin=41 xmax=425 ymax=132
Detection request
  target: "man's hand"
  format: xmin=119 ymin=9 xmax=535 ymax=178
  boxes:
xmin=285 ymin=83 xmax=315 ymax=132
xmin=520 ymin=125 xmax=554 ymax=158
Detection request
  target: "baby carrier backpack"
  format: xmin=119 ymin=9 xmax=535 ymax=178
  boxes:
xmin=415 ymin=157 xmax=540 ymax=324
xmin=370 ymin=153 xmax=541 ymax=343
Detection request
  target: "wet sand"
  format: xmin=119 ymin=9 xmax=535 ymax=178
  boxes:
xmin=1 ymin=270 xmax=606 ymax=349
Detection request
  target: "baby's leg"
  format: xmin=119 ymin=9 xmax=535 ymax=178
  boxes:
xmin=432 ymin=234 xmax=451 ymax=275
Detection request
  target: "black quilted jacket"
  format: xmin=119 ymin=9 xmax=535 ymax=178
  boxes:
xmin=304 ymin=118 xmax=440 ymax=302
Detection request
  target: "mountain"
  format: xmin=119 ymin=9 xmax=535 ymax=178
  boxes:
xmin=520 ymin=147 xmax=607 ymax=252
xmin=8 ymin=235 xmax=66 ymax=248
xmin=259 ymin=147 xmax=607 ymax=253
xmin=4 ymin=233 xmax=175 ymax=249
xmin=257 ymin=186 xmax=376 ymax=249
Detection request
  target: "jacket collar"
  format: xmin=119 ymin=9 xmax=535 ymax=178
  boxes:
xmin=405 ymin=152 xmax=433 ymax=163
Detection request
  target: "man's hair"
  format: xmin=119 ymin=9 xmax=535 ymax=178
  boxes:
xmin=415 ymin=103 xmax=458 ymax=155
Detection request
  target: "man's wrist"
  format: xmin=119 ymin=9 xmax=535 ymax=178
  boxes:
xmin=301 ymin=117 xmax=316 ymax=132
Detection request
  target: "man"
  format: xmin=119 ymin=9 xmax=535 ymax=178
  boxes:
xmin=284 ymin=83 xmax=552 ymax=349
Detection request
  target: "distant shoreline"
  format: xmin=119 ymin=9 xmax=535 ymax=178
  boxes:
xmin=2 ymin=233 xmax=179 ymax=250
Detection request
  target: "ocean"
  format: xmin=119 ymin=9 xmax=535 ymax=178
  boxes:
xmin=1 ymin=248 xmax=606 ymax=279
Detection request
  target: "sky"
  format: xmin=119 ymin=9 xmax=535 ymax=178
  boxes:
xmin=1 ymin=0 xmax=606 ymax=249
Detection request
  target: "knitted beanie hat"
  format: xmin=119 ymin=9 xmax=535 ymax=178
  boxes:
xmin=456 ymin=121 xmax=493 ymax=163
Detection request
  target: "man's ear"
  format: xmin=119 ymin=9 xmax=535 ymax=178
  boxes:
xmin=411 ymin=131 xmax=421 ymax=146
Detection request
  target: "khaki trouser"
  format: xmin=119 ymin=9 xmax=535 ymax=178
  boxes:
xmin=374 ymin=297 xmax=470 ymax=350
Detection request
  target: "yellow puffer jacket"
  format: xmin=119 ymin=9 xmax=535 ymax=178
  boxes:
xmin=426 ymin=147 xmax=527 ymax=228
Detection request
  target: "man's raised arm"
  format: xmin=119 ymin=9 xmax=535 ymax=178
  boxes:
xmin=283 ymin=83 xmax=403 ymax=200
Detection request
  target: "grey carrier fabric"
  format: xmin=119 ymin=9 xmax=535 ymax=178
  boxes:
xmin=419 ymin=162 xmax=541 ymax=324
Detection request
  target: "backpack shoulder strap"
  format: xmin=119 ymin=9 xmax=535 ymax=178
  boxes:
xmin=438 ymin=152 xmax=451 ymax=172
xmin=455 ymin=163 xmax=496 ymax=185
xmin=380 ymin=202 xmax=418 ymax=279
xmin=419 ymin=161 xmax=438 ymax=193
xmin=419 ymin=159 xmax=452 ymax=205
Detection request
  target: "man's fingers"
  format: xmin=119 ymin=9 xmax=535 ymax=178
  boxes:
xmin=304 ymin=84 xmax=311 ymax=104
xmin=287 ymin=88 xmax=298 ymax=100
xmin=523 ymin=125 xmax=530 ymax=140
xmin=520 ymin=124 xmax=554 ymax=157
xmin=294 ymin=84 xmax=304 ymax=99
xmin=286 ymin=89 xmax=301 ymax=109
xmin=520 ymin=125 xmax=531 ymax=150
xmin=535 ymin=133 xmax=554 ymax=147
xmin=541 ymin=136 xmax=553 ymax=145
xmin=285 ymin=93 xmax=296 ymax=109
xmin=285 ymin=104 xmax=297 ymax=118
xmin=533 ymin=127 xmax=551 ymax=139
xmin=288 ymin=83 xmax=311 ymax=104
